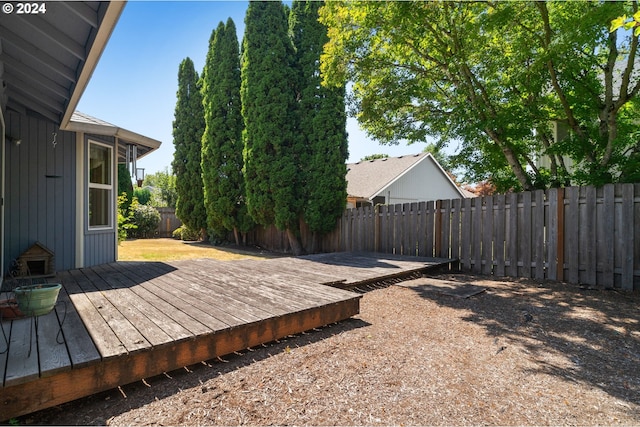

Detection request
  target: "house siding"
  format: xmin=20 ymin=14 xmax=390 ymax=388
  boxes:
xmin=382 ymin=157 xmax=462 ymax=204
xmin=84 ymin=231 xmax=116 ymax=267
xmin=4 ymin=110 xmax=76 ymax=272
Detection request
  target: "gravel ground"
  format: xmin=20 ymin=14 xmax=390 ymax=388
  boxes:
xmin=21 ymin=273 xmax=640 ymax=426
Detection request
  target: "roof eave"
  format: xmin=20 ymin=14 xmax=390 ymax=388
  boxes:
xmin=64 ymin=119 xmax=162 ymax=153
xmin=60 ymin=1 xmax=126 ymax=129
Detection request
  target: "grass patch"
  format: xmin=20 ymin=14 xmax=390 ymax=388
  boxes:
xmin=118 ymin=238 xmax=277 ymax=262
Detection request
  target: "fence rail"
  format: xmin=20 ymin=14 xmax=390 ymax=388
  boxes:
xmin=247 ymin=183 xmax=639 ymax=290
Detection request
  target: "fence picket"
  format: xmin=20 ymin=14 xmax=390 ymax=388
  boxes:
xmin=441 ymin=199 xmax=451 ymax=259
xmin=602 ymin=184 xmax=615 ymax=287
xmin=533 ymin=190 xmax=545 ymax=280
xmin=460 ymin=198 xmax=472 ymax=270
xmin=425 ymin=201 xmax=435 ymax=258
xmin=565 ymin=187 xmax=579 ymax=283
xmin=482 ymin=196 xmax=493 ymax=275
xmin=621 ymin=184 xmax=634 ymax=290
xmin=519 ymin=191 xmax=531 ymax=278
xmin=494 ymin=194 xmax=506 ymax=276
xmin=451 ymin=199 xmax=461 ymax=261
xmin=582 ymin=186 xmax=597 ymax=285
xmin=547 ymin=188 xmax=559 ymax=280
xmin=471 ymin=198 xmax=482 ymax=273
xmin=507 ymin=192 xmax=518 ymax=277
xmin=416 ymin=202 xmax=426 ymax=256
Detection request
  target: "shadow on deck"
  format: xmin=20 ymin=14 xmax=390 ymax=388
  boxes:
xmin=0 ymin=252 xmax=454 ymax=420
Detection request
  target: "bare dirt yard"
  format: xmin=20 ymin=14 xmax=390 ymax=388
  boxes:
xmin=21 ymin=272 xmax=640 ymax=426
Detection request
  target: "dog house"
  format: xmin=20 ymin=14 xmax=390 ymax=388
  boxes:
xmin=16 ymin=242 xmax=55 ymax=277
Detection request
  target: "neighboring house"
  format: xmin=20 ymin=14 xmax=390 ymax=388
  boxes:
xmin=346 ymin=152 xmax=470 ymax=208
xmin=0 ymin=1 xmax=161 ymax=277
xmin=535 ymin=120 xmax=575 ymax=175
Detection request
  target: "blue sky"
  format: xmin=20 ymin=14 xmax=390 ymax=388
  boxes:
xmin=77 ymin=1 xmax=428 ymax=176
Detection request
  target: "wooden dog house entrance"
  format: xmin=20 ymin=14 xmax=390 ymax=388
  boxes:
xmin=16 ymin=242 xmax=55 ymax=277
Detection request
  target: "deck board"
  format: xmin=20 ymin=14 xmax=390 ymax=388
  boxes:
xmin=0 ymin=252 xmax=454 ymax=420
xmin=85 ymin=265 xmax=173 ymax=348
xmin=105 ymin=263 xmax=210 ymax=339
xmin=96 ymin=264 xmax=194 ymax=342
xmin=35 ymin=308 xmax=70 ymax=377
xmin=64 ymin=270 xmax=127 ymax=358
xmin=76 ymin=268 xmax=153 ymax=353
xmin=4 ymin=317 xmax=38 ymax=386
xmin=53 ymin=275 xmax=101 ymax=368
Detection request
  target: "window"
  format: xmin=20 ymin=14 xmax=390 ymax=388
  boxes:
xmin=88 ymin=141 xmax=113 ymax=229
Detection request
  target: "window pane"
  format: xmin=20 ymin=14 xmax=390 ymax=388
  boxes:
xmin=90 ymin=144 xmax=111 ymax=185
xmin=89 ymin=188 xmax=111 ymax=227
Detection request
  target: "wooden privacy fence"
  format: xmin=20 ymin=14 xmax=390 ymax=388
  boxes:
xmin=155 ymin=207 xmax=181 ymax=238
xmin=335 ymin=183 xmax=639 ymax=290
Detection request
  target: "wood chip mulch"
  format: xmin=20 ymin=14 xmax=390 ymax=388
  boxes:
xmin=22 ymin=273 xmax=640 ymax=426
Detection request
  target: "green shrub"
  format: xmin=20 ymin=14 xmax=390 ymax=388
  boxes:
xmin=133 ymin=187 xmax=152 ymax=205
xmin=130 ymin=201 xmax=161 ymax=238
xmin=117 ymin=193 xmax=137 ymax=244
xmin=172 ymin=225 xmax=200 ymax=241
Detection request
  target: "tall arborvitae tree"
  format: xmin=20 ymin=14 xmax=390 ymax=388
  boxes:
xmin=290 ymin=0 xmax=348 ymax=251
xmin=241 ymin=1 xmax=303 ymax=254
xmin=172 ymin=57 xmax=207 ymax=239
xmin=117 ymin=163 xmax=134 ymax=208
xmin=201 ymin=19 xmax=251 ymax=245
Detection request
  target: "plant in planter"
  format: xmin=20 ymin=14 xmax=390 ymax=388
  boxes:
xmin=13 ymin=283 xmax=62 ymax=317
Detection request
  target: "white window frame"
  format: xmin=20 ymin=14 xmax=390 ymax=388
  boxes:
xmin=87 ymin=139 xmax=114 ymax=230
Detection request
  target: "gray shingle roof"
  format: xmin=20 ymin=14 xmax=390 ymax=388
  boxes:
xmin=346 ymin=153 xmax=428 ymax=199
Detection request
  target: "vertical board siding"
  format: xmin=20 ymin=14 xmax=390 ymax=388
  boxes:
xmin=4 ymin=111 xmax=76 ymax=272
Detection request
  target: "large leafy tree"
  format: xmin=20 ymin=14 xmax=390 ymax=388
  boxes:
xmin=143 ymin=168 xmax=177 ymax=208
xmin=201 ymin=19 xmax=252 ymax=245
xmin=320 ymin=1 xmax=640 ymax=191
xmin=172 ymin=57 xmax=207 ymax=238
xmin=241 ymin=1 xmax=303 ymax=254
xmin=290 ymin=0 xmax=348 ymax=248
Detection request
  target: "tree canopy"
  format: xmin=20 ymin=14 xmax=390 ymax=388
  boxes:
xmin=241 ymin=1 xmax=303 ymax=253
xmin=201 ymin=18 xmax=252 ymax=244
xmin=172 ymin=57 xmax=207 ymax=237
xmin=290 ymin=0 xmax=348 ymax=239
xmin=320 ymin=1 xmax=640 ymax=191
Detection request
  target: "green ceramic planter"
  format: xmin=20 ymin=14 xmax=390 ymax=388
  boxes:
xmin=14 ymin=283 xmax=62 ymax=316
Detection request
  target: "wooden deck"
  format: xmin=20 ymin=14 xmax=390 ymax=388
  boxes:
xmin=0 ymin=252 xmax=453 ymax=420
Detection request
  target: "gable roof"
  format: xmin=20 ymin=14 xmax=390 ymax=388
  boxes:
xmin=68 ymin=111 xmax=161 ymax=161
xmin=0 ymin=1 xmax=125 ymax=127
xmin=346 ymin=152 xmax=466 ymax=200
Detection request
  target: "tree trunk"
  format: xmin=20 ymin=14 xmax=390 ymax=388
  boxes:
xmin=486 ymin=129 xmax=533 ymax=191
xmin=200 ymin=228 xmax=209 ymax=243
xmin=286 ymin=228 xmax=303 ymax=256
xmin=233 ymin=227 xmax=240 ymax=246
xmin=307 ymin=231 xmax=318 ymax=254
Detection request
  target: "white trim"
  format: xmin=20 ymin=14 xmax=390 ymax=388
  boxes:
xmin=114 ymin=138 xmax=120 ymax=262
xmin=76 ymin=131 xmax=85 ymax=268
xmin=87 ymin=139 xmax=115 ymax=230
xmin=65 ymin=117 xmax=161 ymax=157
